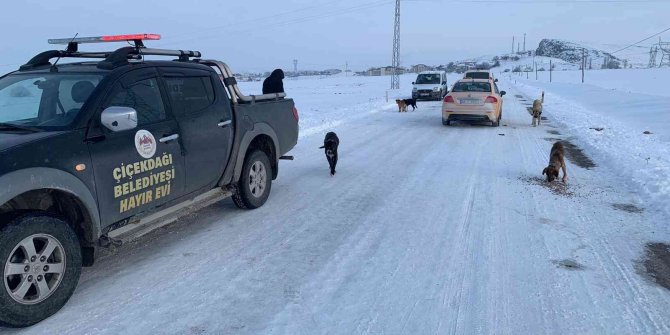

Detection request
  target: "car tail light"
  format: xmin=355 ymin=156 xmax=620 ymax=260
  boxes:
xmin=292 ymin=106 xmax=299 ymax=122
xmin=485 ymin=96 xmax=498 ymax=103
xmin=444 ymin=95 xmax=455 ymax=103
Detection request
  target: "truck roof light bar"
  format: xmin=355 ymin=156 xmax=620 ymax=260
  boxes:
xmin=21 ymin=34 xmax=201 ymax=71
xmin=48 ymin=34 xmax=161 ymax=45
xmin=49 ymin=34 xmax=161 ymax=51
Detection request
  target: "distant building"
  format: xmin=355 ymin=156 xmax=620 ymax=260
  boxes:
xmin=365 ymin=66 xmax=408 ymax=76
xmin=462 ymin=61 xmax=478 ymax=69
xmin=411 ymin=64 xmax=433 ymax=73
xmin=367 ymin=67 xmax=382 ymax=76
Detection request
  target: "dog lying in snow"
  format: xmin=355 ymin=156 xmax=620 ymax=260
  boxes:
xmin=531 ymin=91 xmax=544 ymax=127
xmin=320 ymin=132 xmax=339 ymax=176
xmin=395 ymin=98 xmax=417 ymax=112
xmin=542 ymin=141 xmax=568 ymax=182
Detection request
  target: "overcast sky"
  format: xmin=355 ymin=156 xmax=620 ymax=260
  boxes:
xmin=1 ymin=0 xmax=669 ymax=73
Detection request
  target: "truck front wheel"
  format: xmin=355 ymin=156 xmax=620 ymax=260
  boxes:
xmin=0 ymin=213 xmax=82 ymax=328
xmin=232 ymin=150 xmax=273 ymax=209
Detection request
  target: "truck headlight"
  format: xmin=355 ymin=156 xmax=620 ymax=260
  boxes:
xmin=433 ymin=87 xmax=439 ymax=92
xmin=412 ymin=87 xmax=418 ymax=92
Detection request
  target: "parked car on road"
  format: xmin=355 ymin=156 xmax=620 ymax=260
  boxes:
xmin=412 ymin=71 xmax=448 ymax=100
xmin=442 ymin=79 xmax=506 ymax=127
xmin=463 ymin=70 xmax=497 ymax=82
xmin=0 ymin=34 xmax=298 ymax=327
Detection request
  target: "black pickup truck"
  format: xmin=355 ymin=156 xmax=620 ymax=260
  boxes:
xmin=0 ymin=34 xmax=298 ymax=327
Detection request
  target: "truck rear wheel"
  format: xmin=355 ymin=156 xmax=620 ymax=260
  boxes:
xmin=0 ymin=213 xmax=82 ymax=328
xmin=232 ymin=150 xmax=272 ymax=209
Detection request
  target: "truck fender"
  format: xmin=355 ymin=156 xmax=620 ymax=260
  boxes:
xmin=0 ymin=168 xmax=101 ymax=241
xmin=233 ymin=123 xmax=281 ymax=181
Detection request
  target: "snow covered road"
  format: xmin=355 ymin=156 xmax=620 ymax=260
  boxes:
xmin=5 ymin=76 xmax=670 ymax=334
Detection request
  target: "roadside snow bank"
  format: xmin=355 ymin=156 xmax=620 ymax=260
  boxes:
xmin=513 ymin=80 xmax=670 ymax=217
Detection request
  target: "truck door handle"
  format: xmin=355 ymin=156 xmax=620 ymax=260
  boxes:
xmin=217 ymin=120 xmax=232 ymax=128
xmin=159 ymin=134 xmax=179 ymax=143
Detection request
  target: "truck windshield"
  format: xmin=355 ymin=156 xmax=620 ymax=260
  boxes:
xmin=415 ymin=74 xmax=440 ymax=84
xmin=0 ymin=72 xmax=103 ymax=130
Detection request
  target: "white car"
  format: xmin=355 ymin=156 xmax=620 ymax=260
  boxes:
xmin=464 ymin=70 xmax=497 ymax=82
xmin=412 ymin=71 xmax=448 ymax=100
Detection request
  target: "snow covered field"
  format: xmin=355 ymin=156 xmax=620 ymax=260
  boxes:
xmin=4 ymin=72 xmax=670 ymax=334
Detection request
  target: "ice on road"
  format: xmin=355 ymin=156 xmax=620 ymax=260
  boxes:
xmin=6 ymin=75 xmax=670 ymax=335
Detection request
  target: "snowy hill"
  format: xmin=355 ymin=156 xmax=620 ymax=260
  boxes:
xmin=442 ymin=38 xmax=645 ymax=76
xmin=536 ymin=39 xmax=625 ymax=69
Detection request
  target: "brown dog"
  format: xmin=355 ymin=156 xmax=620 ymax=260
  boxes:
xmin=396 ymin=99 xmax=408 ymax=112
xmin=542 ymin=142 xmax=568 ymax=182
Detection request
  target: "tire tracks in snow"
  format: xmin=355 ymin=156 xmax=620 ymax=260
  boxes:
xmin=508 ymin=82 xmax=670 ymax=333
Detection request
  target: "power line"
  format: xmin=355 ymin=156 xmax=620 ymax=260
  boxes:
xmin=611 ymin=27 xmax=670 ymax=54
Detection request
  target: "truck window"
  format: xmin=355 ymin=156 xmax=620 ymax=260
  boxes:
xmin=58 ymin=78 xmax=101 ymax=118
xmin=106 ymin=78 xmax=166 ymax=125
xmin=0 ymin=76 xmax=44 ymax=123
xmin=0 ymin=73 xmax=102 ymax=129
xmin=164 ymin=77 xmax=215 ymax=116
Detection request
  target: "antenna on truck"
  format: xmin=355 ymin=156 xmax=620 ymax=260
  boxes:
xmin=51 ymin=33 xmax=78 ymax=72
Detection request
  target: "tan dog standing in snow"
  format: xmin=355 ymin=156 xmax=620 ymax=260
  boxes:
xmin=542 ymin=141 xmax=568 ymax=183
xmin=532 ymin=91 xmax=544 ymax=127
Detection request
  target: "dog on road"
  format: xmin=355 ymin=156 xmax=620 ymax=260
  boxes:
xmin=542 ymin=141 xmax=568 ymax=182
xmin=395 ymin=98 xmax=417 ymax=112
xmin=531 ymin=91 xmax=544 ymax=127
xmin=320 ymin=132 xmax=339 ymax=176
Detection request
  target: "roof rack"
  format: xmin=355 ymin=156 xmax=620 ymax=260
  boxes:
xmin=20 ymin=34 xmax=201 ymax=71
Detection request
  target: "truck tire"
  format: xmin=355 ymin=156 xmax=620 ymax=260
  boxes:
xmin=0 ymin=213 xmax=82 ymax=328
xmin=232 ymin=150 xmax=272 ymax=209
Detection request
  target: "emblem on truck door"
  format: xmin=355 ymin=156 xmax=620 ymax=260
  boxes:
xmin=134 ymin=130 xmax=157 ymax=159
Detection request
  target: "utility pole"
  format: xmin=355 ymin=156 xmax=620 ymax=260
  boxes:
xmin=391 ymin=0 xmax=400 ymax=89
xmin=345 ymin=62 xmax=348 ymax=76
xmin=512 ymin=36 xmax=515 ymax=54
xmin=550 ymin=59 xmax=553 ymax=82
xmin=517 ymin=42 xmax=520 ymax=54
xmin=658 ymin=38 xmax=670 ymax=67
xmin=293 ymin=59 xmax=298 ymax=74
xmin=523 ymin=33 xmax=526 ymax=52
xmin=649 ymin=46 xmax=658 ymax=68
xmin=581 ymin=48 xmax=585 ymax=83
xmin=535 ymin=61 xmax=538 ymax=80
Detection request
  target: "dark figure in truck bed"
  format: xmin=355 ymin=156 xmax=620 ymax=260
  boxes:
xmin=263 ymin=68 xmax=285 ymax=94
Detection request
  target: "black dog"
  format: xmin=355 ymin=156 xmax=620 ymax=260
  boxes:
xmin=319 ymin=132 xmax=339 ymax=176
xmin=403 ymin=98 xmax=417 ymax=111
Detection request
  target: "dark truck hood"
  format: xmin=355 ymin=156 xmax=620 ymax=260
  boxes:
xmin=0 ymin=131 xmax=66 ymax=152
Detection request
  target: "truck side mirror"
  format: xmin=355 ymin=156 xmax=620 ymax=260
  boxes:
xmin=411 ymin=82 xmax=415 ymax=85
xmin=494 ymin=78 xmax=499 ymax=82
xmin=101 ymin=106 xmax=138 ymax=132
xmin=500 ymin=91 xmax=506 ymax=96
xmin=442 ymin=81 xmax=446 ymax=85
